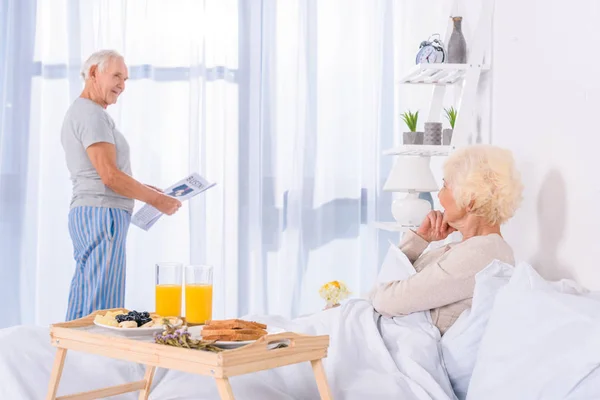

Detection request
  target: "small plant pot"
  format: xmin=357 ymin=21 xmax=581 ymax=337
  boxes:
xmin=403 ymin=131 xmax=424 ymax=145
xmin=424 ymin=122 xmax=442 ymax=145
xmin=443 ymin=128 xmax=453 ymax=145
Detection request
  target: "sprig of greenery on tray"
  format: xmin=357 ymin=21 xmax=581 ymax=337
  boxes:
xmin=154 ymin=319 xmax=223 ymax=353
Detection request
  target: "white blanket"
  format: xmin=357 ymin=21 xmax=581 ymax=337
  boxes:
xmin=0 ymin=300 xmax=456 ymax=400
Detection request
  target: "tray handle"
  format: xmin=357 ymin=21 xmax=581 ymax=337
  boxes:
xmin=228 ymin=332 xmax=304 ymax=353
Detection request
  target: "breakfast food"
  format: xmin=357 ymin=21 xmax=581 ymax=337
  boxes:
xmin=93 ymin=309 xmax=181 ymax=329
xmin=93 ymin=310 xmax=127 ymax=327
xmin=119 ymin=320 xmax=138 ymax=328
xmin=201 ymin=319 xmax=268 ymax=341
xmin=116 ymin=310 xmax=153 ymax=327
xmin=205 ymin=319 xmax=267 ymax=330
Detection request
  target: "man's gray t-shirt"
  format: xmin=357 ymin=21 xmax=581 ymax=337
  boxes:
xmin=61 ymin=97 xmax=134 ymax=213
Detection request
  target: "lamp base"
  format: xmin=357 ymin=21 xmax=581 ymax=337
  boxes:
xmin=391 ymin=193 xmax=432 ymax=226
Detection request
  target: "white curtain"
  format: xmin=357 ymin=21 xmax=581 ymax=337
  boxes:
xmin=2 ymin=0 xmax=400 ymax=328
xmin=257 ymin=0 xmax=395 ymax=317
xmin=0 ymin=0 xmax=38 ymax=328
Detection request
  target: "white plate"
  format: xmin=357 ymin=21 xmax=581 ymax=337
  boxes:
xmin=187 ymin=325 xmax=285 ymax=349
xmin=93 ymin=318 xmax=183 ymax=336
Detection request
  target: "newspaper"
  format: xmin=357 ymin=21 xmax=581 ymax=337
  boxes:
xmin=131 ymin=172 xmax=216 ymax=231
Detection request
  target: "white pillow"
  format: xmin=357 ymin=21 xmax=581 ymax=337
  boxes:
xmin=440 ymin=260 xmax=514 ymax=400
xmin=376 ymin=241 xmax=417 ymax=283
xmin=371 ymin=242 xmax=435 ymax=328
xmin=467 ymin=263 xmax=600 ymax=399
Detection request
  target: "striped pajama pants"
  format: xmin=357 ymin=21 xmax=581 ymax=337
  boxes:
xmin=65 ymin=206 xmax=131 ymax=321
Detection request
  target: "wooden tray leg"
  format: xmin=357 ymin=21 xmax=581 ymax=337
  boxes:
xmin=311 ymin=359 xmax=333 ymax=400
xmin=138 ymin=365 xmax=156 ymax=400
xmin=215 ymin=377 xmax=235 ymax=400
xmin=46 ymin=348 xmax=67 ymax=400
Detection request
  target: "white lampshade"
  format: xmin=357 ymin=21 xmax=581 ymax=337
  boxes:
xmin=383 ymin=156 xmax=439 ymax=193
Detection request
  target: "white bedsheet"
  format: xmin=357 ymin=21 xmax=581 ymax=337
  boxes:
xmin=0 ymin=300 xmax=456 ymax=400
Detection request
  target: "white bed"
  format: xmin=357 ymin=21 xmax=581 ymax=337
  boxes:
xmin=1 ymin=245 xmax=599 ymax=399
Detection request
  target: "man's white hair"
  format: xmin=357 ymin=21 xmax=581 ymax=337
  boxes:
xmin=80 ymin=49 xmax=124 ymax=80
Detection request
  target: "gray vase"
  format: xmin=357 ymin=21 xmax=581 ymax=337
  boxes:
xmin=403 ymin=131 xmax=424 ymax=145
xmin=447 ymin=17 xmax=467 ymax=63
xmin=423 ymin=122 xmax=442 ymax=145
xmin=443 ymin=128 xmax=453 ymax=145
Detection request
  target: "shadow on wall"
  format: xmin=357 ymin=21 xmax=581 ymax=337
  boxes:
xmin=529 ymin=169 xmax=573 ymax=281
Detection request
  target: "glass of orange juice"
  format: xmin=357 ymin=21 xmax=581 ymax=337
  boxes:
xmin=155 ymin=262 xmax=183 ymax=317
xmin=185 ymin=264 xmax=213 ymax=325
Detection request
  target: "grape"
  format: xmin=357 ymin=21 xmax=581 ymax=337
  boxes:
xmin=115 ymin=310 xmax=152 ymax=327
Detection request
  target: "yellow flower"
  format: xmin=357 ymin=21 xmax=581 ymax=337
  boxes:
xmin=319 ymin=280 xmax=351 ymax=305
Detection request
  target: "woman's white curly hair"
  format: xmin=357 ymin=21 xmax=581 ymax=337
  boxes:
xmin=443 ymin=144 xmax=523 ymax=225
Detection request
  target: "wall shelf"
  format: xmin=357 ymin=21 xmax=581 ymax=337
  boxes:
xmin=398 ymin=63 xmax=490 ymax=86
xmin=374 ymin=222 xmax=418 ymax=232
xmin=383 ymin=145 xmax=455 ymax=157
xmin=377 ymin=0 xmax=493 ymax=232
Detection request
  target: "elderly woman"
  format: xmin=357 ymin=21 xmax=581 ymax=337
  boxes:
xmin=370 ymin=144 xmax=523 ymax=334
xmin=60 ymin=50 xmax=182 ymax=321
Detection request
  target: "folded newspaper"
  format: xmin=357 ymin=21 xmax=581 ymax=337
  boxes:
xmin=131 ymin=173 xmax=216 ymax=231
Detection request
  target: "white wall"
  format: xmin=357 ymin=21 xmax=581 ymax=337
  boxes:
xmin=491 ymin=0 xmax=600 ymax=289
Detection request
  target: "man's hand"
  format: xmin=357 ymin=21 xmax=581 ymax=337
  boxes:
xmin=415 ymin=210 xmax=457 ymax=242
xmin=145 ymin=184 xmax=163 ymax=193
xmin=151 ymin=194 xmax=182 ymax=216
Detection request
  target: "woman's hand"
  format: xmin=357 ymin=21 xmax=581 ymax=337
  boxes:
xmin=151 ymin=193 xmax=182 ymax=216
xmin=415 ymin=210 xmax=456 ymax=242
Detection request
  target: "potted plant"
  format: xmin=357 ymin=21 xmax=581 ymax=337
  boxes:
xmin=400 ymin=110 xmax=423 ymax=144
xmin=424 ymin=121 xmax=442 ymax=145
xmin=443 ymin=106 xmax=457 ymax=145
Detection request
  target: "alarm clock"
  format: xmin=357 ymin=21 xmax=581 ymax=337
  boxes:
xmin=415 ymin=34 xmax=446 ymax=64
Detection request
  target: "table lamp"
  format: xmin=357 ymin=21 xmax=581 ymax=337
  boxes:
xmin=383 ymin=156 xmax=439 ymax=226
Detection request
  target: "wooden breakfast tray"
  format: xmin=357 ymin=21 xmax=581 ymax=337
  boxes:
xmin=46 ymin=309 xmax=332 ymax=400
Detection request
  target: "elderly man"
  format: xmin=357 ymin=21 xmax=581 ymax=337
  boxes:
xmin=61 ymin=50 xmax=181 ymax=321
